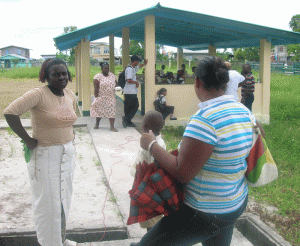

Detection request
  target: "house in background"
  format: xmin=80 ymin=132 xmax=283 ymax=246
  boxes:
xmin=41 ymin=54 xmax=56 ymax=60
xmin=0 ymin=45 xmax=31 ymax=68
xmin=271 ymin=45 xmax=294 ymax=65
xmin=171 ymin=49 xmax=209 ymax=61
xmin=0 ymin=54 xmax=30 ymax=68
xmin=90 ymin=42 xmax=121 ymax=64
xmin=0 ymin=45 xmax=30 ymax=58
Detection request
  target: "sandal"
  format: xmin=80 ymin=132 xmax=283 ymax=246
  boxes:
xmin=63 ymin=239 xmax=77 ymax=246
xmin=110 ymin=128 xmax=118 ymax=132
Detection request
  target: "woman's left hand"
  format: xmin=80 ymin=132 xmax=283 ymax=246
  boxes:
xmin=140 ymin=130 xmax=156 ymax=150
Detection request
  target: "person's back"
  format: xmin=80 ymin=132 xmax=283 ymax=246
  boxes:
xmin=224 ymin=62 xmax=244 ymax=101
xmin=183 ymin=98 xmax=252 ymax=213
xmin=225 ymin=70 xmax=245 ymax=101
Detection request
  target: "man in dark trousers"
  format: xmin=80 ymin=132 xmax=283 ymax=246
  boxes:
xmin=122 ymin=55 xmax=148 ymax=127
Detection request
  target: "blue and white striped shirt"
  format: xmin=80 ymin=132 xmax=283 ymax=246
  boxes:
xmin=182 ymin=95 xmax=253 ymax=214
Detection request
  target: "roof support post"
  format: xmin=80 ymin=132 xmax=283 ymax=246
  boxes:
xmin=259 ymin=39 xmax=271 ymax=124
xmin=177 ymin=47 xmax=183 ymax=70
xmin=122 ymin=27 xmax=130 ymax=70
xmin=76 ymin=42 xmax=82 ymax=106
xmin=80 ymin=38 xmax=91 ymax=116
xmin=144 ymin=15 xmax=156 ymax=114
xmin=75 ymin=46 xmax=79 ymax=96
xmin=208 ymin=45 xmax=216 ymax=56
xmin=109 ymin=34 xmax=115 ymax=74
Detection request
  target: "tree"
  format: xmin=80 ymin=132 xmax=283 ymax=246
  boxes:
xmin=233 ymin=47 xmax=260 ymax=62
xmin=287 ymin=44 xmax=300 ymax=62
xmin=55 ymin=26 xmax=78 ymax=65
xmin=287 ymin=14 xmax=300 ymax=62
xmin=120 ymin=40 xmax=166 ymax=60
xmin=217 ymin=49 xmax=232 ymax=61
xmin=289 ymin=14 xmax=300 ymax=33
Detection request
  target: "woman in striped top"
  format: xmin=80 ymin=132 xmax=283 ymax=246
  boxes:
xmin=138 ymin=56 xmax=264 ymax=246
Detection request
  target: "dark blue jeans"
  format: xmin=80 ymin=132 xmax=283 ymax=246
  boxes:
xmin=243 ymin=94 xmax=254 ymax=112
xmin=137 ymin=196 xmax=248 ymax=246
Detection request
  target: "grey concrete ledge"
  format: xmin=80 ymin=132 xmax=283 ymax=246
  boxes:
xmin=236 ymin=212 xmax=292 ymax=246
xmin=0 ymin=227 xmax=128 ymax=246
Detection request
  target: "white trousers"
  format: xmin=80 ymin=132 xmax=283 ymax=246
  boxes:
xmin=27 ymin=141 xmax=76 ymax=246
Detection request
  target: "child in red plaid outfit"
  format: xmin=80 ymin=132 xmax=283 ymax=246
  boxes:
xmin=130 ymin=111 xmax=167 ymax=233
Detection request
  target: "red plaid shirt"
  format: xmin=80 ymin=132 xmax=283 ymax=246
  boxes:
xmin=127 ymin=150 xmax=185 ymax=225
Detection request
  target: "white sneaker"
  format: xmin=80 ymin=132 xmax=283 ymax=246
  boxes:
xmin=64 ymin=239 xmax=77 ymax=246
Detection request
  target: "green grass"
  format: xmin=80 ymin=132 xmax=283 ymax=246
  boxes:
xmin=0 ymin=64 xmax=195 ymax=80
xmin=0 ymin=67 xmax=41 ymax=79
xmin=161 ymin=73 xmax=300 ymax=246
xmin=161 ymin=125 xmax=185 ymax=150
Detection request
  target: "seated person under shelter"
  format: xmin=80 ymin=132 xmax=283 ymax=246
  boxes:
xmin=154 ymin=88 xmax=177 ymax=120
xmin=176 ymin=64 xmax=187 ymax=84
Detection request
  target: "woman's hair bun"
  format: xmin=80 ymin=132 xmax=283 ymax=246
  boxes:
xmin=196 ymin=56 xmax=229 ymax=90
xmin=215 ymin=67 xmax=229 ymax=85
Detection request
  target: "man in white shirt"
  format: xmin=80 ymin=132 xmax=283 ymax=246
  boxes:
xmin=224 ymin=62 xmax=245 ymax=101
xmin=122 ymin=55 xmax=148 ymax=127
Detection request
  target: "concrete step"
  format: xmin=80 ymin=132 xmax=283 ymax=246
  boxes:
xmin=78 ymin=228 xmax=254 ymax=246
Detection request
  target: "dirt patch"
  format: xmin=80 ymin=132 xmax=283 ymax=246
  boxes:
xmin=0 ymin=127 xmax=123 ymax=232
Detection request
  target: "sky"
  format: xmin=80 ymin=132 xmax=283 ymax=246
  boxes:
xmin=1 ymin=0 xmax=299 ymax=59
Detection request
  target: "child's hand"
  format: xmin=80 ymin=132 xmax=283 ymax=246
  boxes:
xmin=140 ymin=130 xmax=156 ymax=150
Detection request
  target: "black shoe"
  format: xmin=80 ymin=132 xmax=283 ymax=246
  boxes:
xmin=128 ymin=122 xmax=137 ymax=127
xmin=170 ymin=116 xmax=177 ymax=120
xmin=122 ymin=116 xmax=127 ymax=128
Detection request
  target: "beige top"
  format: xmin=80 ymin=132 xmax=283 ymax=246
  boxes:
xmin=4 ymin=85 xmax=77 ymax=146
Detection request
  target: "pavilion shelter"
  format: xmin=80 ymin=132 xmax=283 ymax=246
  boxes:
xmin=54 ymin=3 xmax=300 ymax=124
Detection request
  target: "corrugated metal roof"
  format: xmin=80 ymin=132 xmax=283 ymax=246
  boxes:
xmin=53 ymin=3 xmax=300 ymax=51
xmin=0 ymin=54 xmax=29 ymax=60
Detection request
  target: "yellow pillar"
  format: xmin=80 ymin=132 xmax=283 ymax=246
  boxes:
xmin=144 ymin=15 xmax=156 ymax=113
xmin=80 ymin=38 xmax=91 ymax=116
xmin=259 ymin=39 xmax=271 ymax=124
xmin=109 ymin=34 xmax=115 ymax=74
xmin=75 ymin=46 xmax=79 ymax=96
xmin=122 ymin=27 xmax=130 ymax=70
xmin=177 ymin=47 xmax=183 ymax=70
xmin=77 ymin=42 xmax=82 ymax=106
xmin=208 ymin=44 xmax=217 ymax=56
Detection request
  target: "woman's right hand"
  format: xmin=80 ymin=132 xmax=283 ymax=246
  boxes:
xmin=140 ymin=130 xmax=156 ymax=150
xmin=25 ymin=137 xmax=38 ymax=150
